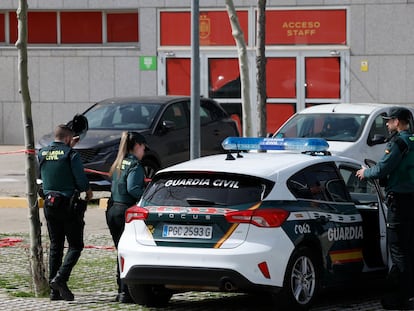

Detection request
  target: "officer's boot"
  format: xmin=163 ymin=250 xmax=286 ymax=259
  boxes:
xmin=50 ymin=272 xmax=74 ymax=301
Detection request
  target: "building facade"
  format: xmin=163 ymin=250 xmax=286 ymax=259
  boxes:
xmin=1 ymin=0 xmax=414 ymax=144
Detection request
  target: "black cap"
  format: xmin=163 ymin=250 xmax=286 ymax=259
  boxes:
xmin=128 ymin=131 xmax=148 ymax=149
xmin=383 ymin=107 xmax=412 ymax=122
xmin=67 ymin=114 xmax=89 ymax=137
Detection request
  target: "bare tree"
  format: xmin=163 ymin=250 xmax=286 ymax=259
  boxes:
xmin=16 ymin=0 xmax=48 ymax=296
xmin=225 ymin=0 xmax=253 ymax=137
xmin=256 ymin=0 xmax=267 ymax=137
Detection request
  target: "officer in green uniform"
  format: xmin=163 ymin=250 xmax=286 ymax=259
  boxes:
xmin=106 ymin=131 xmax=147 ymax=303
xmin=38 ymin=124 xmax=93 ymax=301
xmin=356 ymin=107 xmax=414 ymax=310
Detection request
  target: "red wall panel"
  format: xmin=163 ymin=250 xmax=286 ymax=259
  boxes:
xmin=161 ymin=11 xmax=248 ymax=46
xmin=266 ymin=10 xmax=346 ymax=45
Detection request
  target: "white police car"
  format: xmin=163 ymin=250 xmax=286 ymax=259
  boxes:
xmin=117 ymin=137 xmax=388 ymax=310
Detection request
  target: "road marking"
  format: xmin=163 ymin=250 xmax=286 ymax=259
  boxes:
xmin=0 ymin=178 xmax=19 ymax=183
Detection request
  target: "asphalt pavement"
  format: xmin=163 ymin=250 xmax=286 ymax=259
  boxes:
xmin=0 ymin=145 xmax=390 ymax=310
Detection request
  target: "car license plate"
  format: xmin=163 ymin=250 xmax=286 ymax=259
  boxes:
xmin=162 ymin=224 xmax=213 ymax=239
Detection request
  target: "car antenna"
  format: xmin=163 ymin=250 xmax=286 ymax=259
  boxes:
xmin=226 ymin=152 xmax=236 ymax=160
xmin=331 ymin=104 xmax=340 ymax=112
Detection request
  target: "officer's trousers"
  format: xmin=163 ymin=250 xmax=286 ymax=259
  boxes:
xmin=106 ymin=201 xmax=130 ymax=293
xmin=386 ymin=192 xmax=414 ymax=300
xmin=44 ymin=204 xmax=85 ymax=283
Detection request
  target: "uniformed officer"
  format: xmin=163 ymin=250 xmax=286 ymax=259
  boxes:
xmin=356 ymin=107 xmax=414 ymax=310
xmin=106 ymin=131 xmax=147 ymax=303
xmin=38 ymin=124 xmax=93 ymax=301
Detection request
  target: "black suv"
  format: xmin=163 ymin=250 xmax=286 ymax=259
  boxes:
xmin=37 ymin=96 xmax=240 ymax=190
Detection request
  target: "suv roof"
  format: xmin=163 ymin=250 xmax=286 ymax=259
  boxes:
xmin=98 ymin=96 xmax=193 ymax=105
xmin=296 ymin=103 xmax=393 ymax=114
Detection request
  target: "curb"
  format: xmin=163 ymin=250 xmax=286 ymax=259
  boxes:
xmin=0 ymin=197 xmax=41 ymax=208
xmin=0 ymin=197 xmax=108 ymax=209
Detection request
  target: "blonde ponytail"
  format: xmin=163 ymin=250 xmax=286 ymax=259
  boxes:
xmin=109 ymin=131 xmax=129 ymax=178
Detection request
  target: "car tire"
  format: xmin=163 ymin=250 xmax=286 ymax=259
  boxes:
xmin=141 ymin=158 xmax=160 ymax=180
xmin=275 ymin=246 xmax=320 ymax=310
xmin=128 ymin=284 xmax=173 ymax=307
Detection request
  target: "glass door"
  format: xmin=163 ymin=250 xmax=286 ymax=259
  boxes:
xmin=158 ymin=48 xmax=349 ymax=135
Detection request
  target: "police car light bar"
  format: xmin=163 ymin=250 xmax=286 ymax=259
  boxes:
xmin=222 ymin=137 xmax=329 ymax=152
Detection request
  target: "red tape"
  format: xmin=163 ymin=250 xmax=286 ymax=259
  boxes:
xmin=0 ymin=149 xmax=151 ymax=181
xmin=84 ymin=245 xmax=116 ymax=250
xmin=0 ymin=149 xmax=36 ymax=155
xmin=0 ymin=237 xmax=23 ymax=248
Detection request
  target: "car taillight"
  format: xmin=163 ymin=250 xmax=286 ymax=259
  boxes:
xmin=225 ymin=208 xmax=289 ymax=228
xmin=125 ymin=205 xmax=149 ymax=223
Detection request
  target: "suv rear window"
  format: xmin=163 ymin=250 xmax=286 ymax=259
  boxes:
xmin=142 ymin=172 xmax=275 ymax=207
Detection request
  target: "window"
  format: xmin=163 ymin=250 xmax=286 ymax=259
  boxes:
xmin=161 ymin=103 xmax=188 ymax=130
xmin=208 ymin=58 xmax=240 ymax=99
xmin=143 ymin=172 xmax=274 ymax=207
xmin=84 ymin=102 xmax=159 ymax=130
xmin=61 ymin=12 xmax=102 ymax=44
xmin=9 ymin=12 xmax=57 ymax=44
xmin=339 ymin=166 xmax=381 ymax=204
xmin=107 ymin=12 xmax=138 ymax=43
xmin=5 ymin=11 xmax=139 ymax=45
xmin=288 ymin=163 xmax=350 ymax=202
xmin=166 ymin=58 xmax=191 ymax=95
xmin=276 ymin=113 xmax=368 ymax=142
xmin=368 ymin=113 xmax=388 ymax=146
xmin=200 ymin=99 xmax=227 ymax=125
xmin=0 ymin=13 xmax=5 ymax=42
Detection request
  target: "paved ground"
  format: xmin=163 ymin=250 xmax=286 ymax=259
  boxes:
xmin=0 ymin=145 xmax=390 ymax=310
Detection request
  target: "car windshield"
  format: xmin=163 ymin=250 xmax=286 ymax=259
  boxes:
xmin=84 ymin=102 xmax=160 ymax=130
xmin=142 ymin=172 xmax=275 ymax=207
xmin=274 ymin=113 xmax=368 ymax=142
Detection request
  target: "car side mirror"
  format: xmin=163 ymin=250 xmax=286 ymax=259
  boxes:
xmin=158 ymin=120 xmax=176 ymax=134
xmin=368 ymin=134 xmax=386 ymax=146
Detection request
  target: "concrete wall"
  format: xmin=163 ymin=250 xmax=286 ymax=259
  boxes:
xmin=1 ymin=0 xmax=414 ymax=144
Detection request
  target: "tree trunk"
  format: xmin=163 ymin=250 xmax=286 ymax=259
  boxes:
xmin=16 ymin=0 xmax=49 ymax=297
xmin=225 ymin=0 xmax=253 ymax=137
xmin=256 ymin=0 xmax=267 ymax=137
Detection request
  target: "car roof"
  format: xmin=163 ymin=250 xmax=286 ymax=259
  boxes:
xmin=97 ymin=96 xmax=192 ymax=105
xmin=297 ymin=103 xmax=393 ymax=115
xmin=158 ymin=151 xmax=361 ymax=180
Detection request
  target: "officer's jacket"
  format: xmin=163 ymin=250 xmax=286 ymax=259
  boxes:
xmin=111 ymin=153 xmax=145 ymax=206
xmin=38 ymin=141 xmax=90 ymax=197
xmin=364 ymin=130 xmax=414 ymax=193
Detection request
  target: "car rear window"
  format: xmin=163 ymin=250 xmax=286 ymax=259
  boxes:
xmin=275 ymin=113 xmax=368 ymax=142
xmin=142 ymin=172 xmax=275 ymax=207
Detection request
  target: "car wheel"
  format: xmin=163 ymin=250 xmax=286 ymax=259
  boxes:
xmin=275 ymin=246 xmax=320 ymax=310
xmin=141 ymin=158 xmax=159 ymax=180
xmin=128 ymin=284 xmax=173 ymax=307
